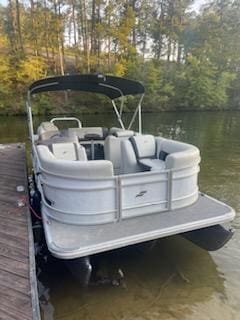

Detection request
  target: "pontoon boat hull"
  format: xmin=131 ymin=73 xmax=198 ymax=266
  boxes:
xmin=42 ymin=193 xmax=234 ymax=260
xmin=182 ymin=224 xmax=234 ymax=251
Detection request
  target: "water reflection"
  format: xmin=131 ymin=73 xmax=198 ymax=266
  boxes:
xmin=38 ymin=237 xmax=225 ymax=320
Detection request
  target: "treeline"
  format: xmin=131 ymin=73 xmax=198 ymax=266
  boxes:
xmin=0 ymin=0 xmax=240 ymax=114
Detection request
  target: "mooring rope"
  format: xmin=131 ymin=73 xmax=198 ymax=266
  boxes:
xmin=8 ymin=194 xmax=43 ymax=221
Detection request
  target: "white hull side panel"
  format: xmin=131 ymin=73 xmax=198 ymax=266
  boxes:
xmin=42 ymin=193 xmax=235 ymax=259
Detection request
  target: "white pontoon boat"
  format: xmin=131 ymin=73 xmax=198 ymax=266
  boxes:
xmin=27 ymin=74 xmax=235 ymax=282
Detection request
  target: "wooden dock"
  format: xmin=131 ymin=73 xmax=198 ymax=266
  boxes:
xmin=0 ymin=144 xmax=40 ymax=320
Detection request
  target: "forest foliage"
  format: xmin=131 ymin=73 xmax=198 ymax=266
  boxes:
xmin=0 ymin=0 xmax=240 ymax=114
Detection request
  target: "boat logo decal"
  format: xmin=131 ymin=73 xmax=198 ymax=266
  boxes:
xmin=136 ymin=190 xmax=147 ymax=197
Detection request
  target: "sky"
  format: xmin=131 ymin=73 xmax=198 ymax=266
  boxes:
xmin=192 ymin=0 xmax=208 ymax=11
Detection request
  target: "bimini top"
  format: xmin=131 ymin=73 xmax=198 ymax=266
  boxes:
xmin=29 ymin=74 xmax=145 ymax=100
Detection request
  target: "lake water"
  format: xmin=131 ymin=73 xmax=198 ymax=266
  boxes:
xmin=0 ymin=112 xmax=240 ymax=320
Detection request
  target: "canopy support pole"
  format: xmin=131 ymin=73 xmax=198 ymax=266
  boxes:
xmin=112 ymin=100 xmax=125 ymax=129
xmin=128 ymin=94 xmax=144 ymax=133
xmin=138 ymin=103 xmax=142 ymax=134
xmin=26 ymin=92 xmax=34 ymax=144
xmin=119 ymin=96 xmax=124 ymax=117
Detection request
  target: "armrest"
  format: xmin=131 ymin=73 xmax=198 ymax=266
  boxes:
xmin=165 ymin=148 xmax=200 ymax=169
xmin=157 ymin=139 xmax=200 ymax=170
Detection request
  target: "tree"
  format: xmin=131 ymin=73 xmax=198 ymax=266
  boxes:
xmin=0 ymin=0 xmax=240 ymax=114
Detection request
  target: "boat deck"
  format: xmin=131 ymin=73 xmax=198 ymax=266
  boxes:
xmin=0 ymin=144 xmax=40 ymax=320
xmin=44 ymin=193 xmax=235 ymax=259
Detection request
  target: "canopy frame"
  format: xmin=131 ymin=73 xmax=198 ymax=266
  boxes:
xmin=26 ymin=74 xmax=145 ymax=142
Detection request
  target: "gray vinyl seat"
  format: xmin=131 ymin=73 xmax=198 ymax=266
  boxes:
xmin=50 ymin=142 xmax=87 ymax=161
xmin=37 ymin=122 xmax=60 ymax=141
xmin=36 ymin=145 xmax=114 ymax=178
xmin=120 ymin=135 xmax=166 ymax=174
xmin=121 ymin=134 xmax=201 ymax=174
xmin=138 ymin=158 xmax=165 ymax=171
xmin=129 ymin=135 xmax=165 ymax=171
xmin=104 ymin=129 xmax=134 ymax=174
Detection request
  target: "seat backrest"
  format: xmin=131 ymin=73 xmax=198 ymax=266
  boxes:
xmin=161 ymin=140 xmax=200 ymax=169
xmin=104 ymin=136 xmax=121 ymax=174
xmin=37 ymin=122 xmax=59 ymax=141
xmin=37 ymin=133 xmax=79 ymax=147
xmin=161 ymin=140 xmax=194 ymax=154
xmin=113 ymin=129 xmax=134 ymax=138
xmin=120 ymin=140 xmax=143 ymax=174
xmin=109 ymin=127 xmax=134 ymax=137
xmin=37 ymin=145 xmax=113 ymax=178
xmin=104 ymin=131 xmax=134 ymax=174
xmin=51 ymin=142 xmax=87 ymax=161
xmin=129 ymin=135 xmax=156 ymax=160
xmin=68 ymin=127 xmax=108 ymax=140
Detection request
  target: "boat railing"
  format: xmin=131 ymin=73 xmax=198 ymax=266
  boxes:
xmin=50 ymin=117 xmax=82 ymax=128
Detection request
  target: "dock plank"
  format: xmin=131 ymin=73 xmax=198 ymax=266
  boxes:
xmin=0 ymin=269 xmax=30 ymax=293
xmin=0 ymin=231 xmax=28 ymax=249
xmin=0 ymin=212 xmax=27 ymax=225
xmin=0 ymin=221 xmax=28 ymax=239
xmin=0 ymin=242 xmax=29 ymax=262
xmin=0 ymin=144 xmax=40 ymax=320
xmin=0 ymin=304 xmax=32 ymax=320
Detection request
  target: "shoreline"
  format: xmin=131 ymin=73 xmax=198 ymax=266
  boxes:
xmin=0 ymin=108 xmax=240 ymax=117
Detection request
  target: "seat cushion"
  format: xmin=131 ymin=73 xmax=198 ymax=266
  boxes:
xmin=139 ymin=158 xmax=165 ymax=171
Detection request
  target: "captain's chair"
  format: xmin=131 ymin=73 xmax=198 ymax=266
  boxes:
xmin=129 ymin=135 xmax=166 ymax=171
xmin=120 ymin=135 xmax=165 ymax=174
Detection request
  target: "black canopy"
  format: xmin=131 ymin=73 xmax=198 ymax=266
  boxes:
xmin=29 ymin=74 xmax=144 ymax=99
